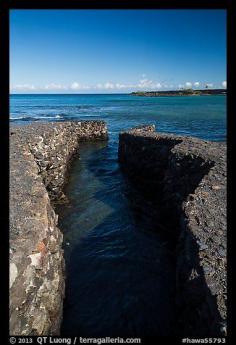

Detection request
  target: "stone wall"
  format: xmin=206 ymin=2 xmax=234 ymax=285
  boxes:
xmin=10 ymin=121 xmax=108 ymax=335
xmin=118 ymin=125 xmax=226 ymax=336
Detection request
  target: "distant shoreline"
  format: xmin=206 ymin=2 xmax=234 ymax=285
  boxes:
xmin=10 ymin=89 xmax=227 ymax=96
xmin=130 ymin=89 xmax=227 ymax=97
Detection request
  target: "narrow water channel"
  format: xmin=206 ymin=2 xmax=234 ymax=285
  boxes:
xmin=57 ymin=138 xmax=176 ymax=337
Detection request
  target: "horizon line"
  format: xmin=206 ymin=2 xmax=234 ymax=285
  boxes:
xmin=10 ymin=88 xmax=227 ymax=96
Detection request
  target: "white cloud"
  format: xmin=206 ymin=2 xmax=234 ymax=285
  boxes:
xmin=115 ymin=83 xmax=127 ymax=89
xmin=104 ymin=82 xmax=115 ymax=89
xmin=178 ymin=84 xmax=184 ymax=89
xmin=222 ymin=80 xmax=227 ymax=88
xmin=138 ymin=78 xmax=152 ymax=86
xmin=205 ymin=83 xmax=213 ymax=88
xmin=92 ymin=79 xmax=162 ymax=91
xmin=70 ymin=82 xmax=80 ymax=90
xmin=10 ymin=78 xmax=175 ymax=93
xmin=12 ymin=84 xmax=36 ymax=91
xmin=154 ymin=83 xmax=162 ymax=89
xmin=185 ymin=82 xmax=192 ymax=88
xmin=45 ymin=83 xmax=67 ymax=90
xmin=95 ymin=83 xmax=103 ymax=89
xmin=70 ymin=82 xmax=90 ymax=90
xmin=94 ymin=82 xmax=130 ymax=90
xmin=136 ymin=78 xmax=162 ymax=90
xmin=194 ymin=82 xmax=200 ymax=88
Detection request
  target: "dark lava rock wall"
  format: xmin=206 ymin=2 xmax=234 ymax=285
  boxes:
xmin=10 ymin=121 xmax=108 ymax=335
xmin=118 ymin=126 xmax=226 ymax=337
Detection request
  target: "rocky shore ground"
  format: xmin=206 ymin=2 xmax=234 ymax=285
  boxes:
xmin=10 ymin=121 xmax=108 ymax=335
xmin=119 ymin=125 xmax=227 ymax=336
xmin=131 ymin=89 xmax=227 ymax=97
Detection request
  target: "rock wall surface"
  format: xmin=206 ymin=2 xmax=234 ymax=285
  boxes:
xmin=118 ymin=125 xmax=226 ymax=336
xmin=10 ymin=121 xmax=108 ymax=335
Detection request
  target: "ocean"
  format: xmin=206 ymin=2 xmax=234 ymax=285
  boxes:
xmin=10 ymin=93 xmax=226 ymax=141
xmin=10 ymin=93 xmax=226 ymax=336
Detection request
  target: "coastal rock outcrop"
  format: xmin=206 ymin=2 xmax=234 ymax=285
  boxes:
xmin=131 ymin=89 xmax=227 ymax=97
xmin=10 ymin=121 xmax=108 ymax=335
xmin=118 ymin=125 xmax=226 ymax=336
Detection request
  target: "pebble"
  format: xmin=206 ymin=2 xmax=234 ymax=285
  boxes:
xmin=212 ymin=185 xmax=221 ymax=190
xmin=218 ymin=249 xmax=226 ymax=257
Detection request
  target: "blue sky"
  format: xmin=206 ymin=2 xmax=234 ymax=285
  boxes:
xmin=10 ymin=10 xmax=227 ymax=93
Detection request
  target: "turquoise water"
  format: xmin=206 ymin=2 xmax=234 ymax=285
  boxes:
xmin=10 ymin=94 xmax=226 ymax=141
